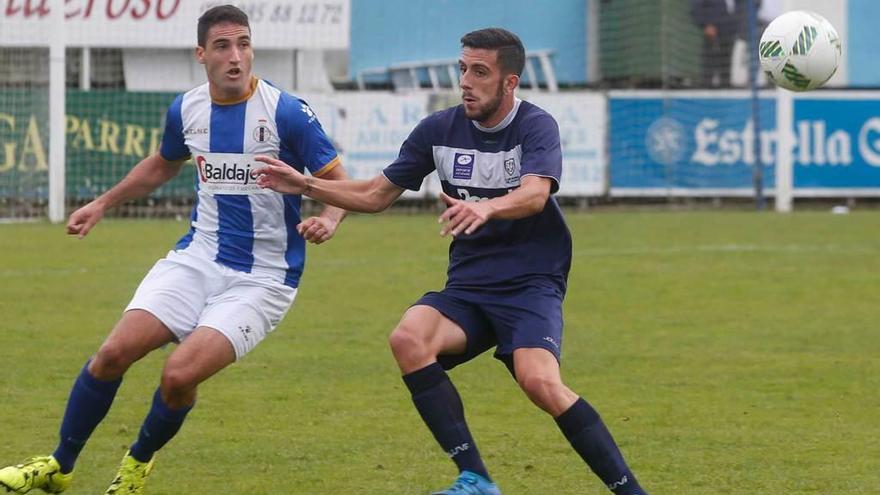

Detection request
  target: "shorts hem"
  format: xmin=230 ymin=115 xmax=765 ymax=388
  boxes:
xmin=194 ymin=324 xmax=244 ymax=361
xmin=123 ymin=306 xmax=182 ymax=343
xmin=495 ymin=342 xmax=562 ymax=365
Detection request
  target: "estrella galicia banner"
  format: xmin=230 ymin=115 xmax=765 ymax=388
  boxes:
xmin=794 ymin=96 xmax=880 ymax=191
xmin=609 ymin=91 xmax=880 ymax=196
xmin=609 ymin=92 xmax=777 ymax=195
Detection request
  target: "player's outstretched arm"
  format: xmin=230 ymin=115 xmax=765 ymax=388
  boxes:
xmin=297 ymin=164 xmax=349 ymax=245
xmin=254 ymin=155 xmax=404 ymax=214
xmin=67 ymin=152 xmax=185 ymax=238
xmin=438 ymin=175 xmax=552 ymax=237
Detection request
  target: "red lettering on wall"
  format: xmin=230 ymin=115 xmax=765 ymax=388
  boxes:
xmin=24 ymin=0 xmax=48 ymax=17
xmin=129 ymin=0 xmax=148 ymax=19
xmin=7 ymin=0 xmax=185 ymax=21
xmin=64 ymin=0 xmax=97 ymax=19
xmin=5 ymin=0 xmax=22 ymax=16
xmin=105 ymin=0 xmax=129 ymax=19
xmin=56 ymin=0 xmax=180 ymax=20
xmin=155 ymin=0 xmax=179 ymax=20
xmin=4 ymin=0 xmax=50 ymax=18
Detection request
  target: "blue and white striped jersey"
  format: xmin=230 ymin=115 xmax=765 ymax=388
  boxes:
xmin=160 ymin=78 xmax=339 ymax=288
xmin=383 ymin=99 xmax=572 ymax=291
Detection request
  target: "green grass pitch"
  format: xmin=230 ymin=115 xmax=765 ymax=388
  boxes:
xmin=1 ymin=211 xmax=878 ymax=494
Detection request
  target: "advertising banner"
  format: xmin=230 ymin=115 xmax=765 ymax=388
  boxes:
xmin=0 ymin=0 xmax=349 ymax=49
xmin=794 ymin=94 xmax=880 ymax=194
xmin=520 ymin=91 xmax=606 ymax=196
xmin=0 ymin=90 xmax=189 ymax=200
xmin=609 ymin=92 xmax=776 ymax=196
xmin=609 ymin=90 xmax=880 ymax=196
xmin=276 ymin=91 xmax=608 ymax=198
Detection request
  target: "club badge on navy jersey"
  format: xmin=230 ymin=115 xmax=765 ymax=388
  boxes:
xmin=504 ymin=158 xmax=516 ymax=177
xmin=505 ymin=158 xmax=520 ymax=184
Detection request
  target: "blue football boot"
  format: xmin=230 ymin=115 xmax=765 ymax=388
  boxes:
xmin=430 ymin=471 xmax=501 ymax=495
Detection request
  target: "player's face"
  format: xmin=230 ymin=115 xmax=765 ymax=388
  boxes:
xmin=459 ymin=47 xmax=517 ymax=127
xmin=197 ymin=22 xmax=253 ymax=100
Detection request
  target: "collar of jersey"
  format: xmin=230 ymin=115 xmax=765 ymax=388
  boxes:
xmin=472 ymin=97 xmax=522 ymax=133
xmin=212 ymin=77 xmax=258 ymax=105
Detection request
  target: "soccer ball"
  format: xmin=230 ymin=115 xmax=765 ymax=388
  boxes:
xmin=758 ymin=10 xmax=841 ymax=91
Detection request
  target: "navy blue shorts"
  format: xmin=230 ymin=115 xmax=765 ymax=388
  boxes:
xmin=414 ymin=279 xmax=565 ymax=372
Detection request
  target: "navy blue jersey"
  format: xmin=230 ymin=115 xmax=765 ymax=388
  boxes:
xmin=383 ymin=99 xmax=572 ymax=290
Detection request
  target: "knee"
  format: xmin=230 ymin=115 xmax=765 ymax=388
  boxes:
xmin=160 ymin=365 xmax=196 ymax=398
xmin=91 ymin=342 xmax=135 ymax=379
xmin=517 ymin=372 xmax=563 ymax=411
xmin=388 ymin=325 xmax=431 ymax=365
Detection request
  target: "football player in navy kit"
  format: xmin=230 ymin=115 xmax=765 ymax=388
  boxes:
xmin=254 ymin=28 xmax=648 ymax=495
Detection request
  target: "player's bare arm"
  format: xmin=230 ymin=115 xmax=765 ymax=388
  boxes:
xmin=439 ymin=175 xmax=552 ymax=237
xmin=297 ymin=164 xmax=349 ymax=245
xmin=254 ymin=155 xmax=404 ymax=213
xmin=67 ymin=152 xmax=186 ymax=238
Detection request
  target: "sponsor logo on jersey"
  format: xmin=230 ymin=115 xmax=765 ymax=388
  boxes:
xmin=184 ymin=127 xmax=208 ymax=135
xmin=195 ymin=152 xmax=266 ymax=195
xmin=453 ymin=153 xmax=474 ymax=179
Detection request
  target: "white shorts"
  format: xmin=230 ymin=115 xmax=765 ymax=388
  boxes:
xmin=125 ymin=250 xmax=298 ymax=359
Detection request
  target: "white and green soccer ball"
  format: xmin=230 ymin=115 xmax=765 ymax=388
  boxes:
xmin=759 ymin=10 xmax=841 ymax=91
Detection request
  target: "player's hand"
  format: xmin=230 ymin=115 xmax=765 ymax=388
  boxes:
xmin=253 ymin=155 xmax=308 ymax=195
xmin=438 ymin=192 xmax=493 ymax=237
xmin=66 ymin=200 xmax=106 ymax=238
xmin=297 ymin=216 xmax=338 ymax=245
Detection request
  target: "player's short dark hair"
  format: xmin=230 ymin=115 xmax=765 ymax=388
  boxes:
xmin=460 ymin=28 xmax=525 ymax=76
xmin=197 ymin=4 xmax=250 ymax=47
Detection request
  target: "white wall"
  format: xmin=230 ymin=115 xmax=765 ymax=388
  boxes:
xmin=123 ymin=49 xmax=296 ymax=92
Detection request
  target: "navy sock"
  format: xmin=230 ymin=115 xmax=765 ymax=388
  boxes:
xmin=128 ymin=388 xmax=193 ymax=463
xmin=402 ymin=362 xmax=490 ymax=481
xmin=53 ymin=361 xmax=122 ymax=474
xmin=555 ymin=398 xmax=646 ymax=495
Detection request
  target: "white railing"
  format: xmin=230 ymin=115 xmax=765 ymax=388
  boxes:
xmin=356 ymin=50 xmax=558 ymax=92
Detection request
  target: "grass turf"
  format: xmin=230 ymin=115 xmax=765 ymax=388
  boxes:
xmin=1 ymin=211 xmax=877 ymax=494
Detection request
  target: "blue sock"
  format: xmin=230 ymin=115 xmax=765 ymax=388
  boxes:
xmin=128 ymin=388 xmax=193 ymax=463
xmin=555 ymin=398 xmax=647 ymax=495
xmin=53 ymin=361 xmax=122 ymax=474
xmin=402 ymin=362 xmax=490 ymax=481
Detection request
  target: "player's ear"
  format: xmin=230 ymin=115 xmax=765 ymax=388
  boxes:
xmin=195 ymin=46 xmax=206 ymax=64
xmin=504 ymin=74 xmax=519 ymax=95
